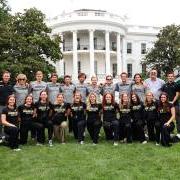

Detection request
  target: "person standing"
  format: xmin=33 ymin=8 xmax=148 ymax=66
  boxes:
xmin=13 ymin=74 xmax=29 ymax=107
xmin=60 ymin=75 xmax=76 ymax=133
xmin=161 ymin=71 xmax=180 ymax=138
xmin=29 ymin=71 xmax=47 ymax=103
xmin=75 ymin=73 xmax=88 ymax=103
xmin=0 ymin=71 xmax=14 ymax=139
xmin=131 ymin=73 xmax=148 ymax=102
xmin=1 ymin=95 xmax=20 ymax=151
xmin=144 ymin=69 xmax=165 ymax=100
xmin=46 ymin=73 xmax=60 ymax=105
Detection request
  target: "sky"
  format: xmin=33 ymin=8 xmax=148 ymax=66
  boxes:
xmin=8 ymin=0 xmax=180 ymax=26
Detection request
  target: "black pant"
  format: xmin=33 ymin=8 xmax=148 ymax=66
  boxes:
xmin=34 ymin=121 xmax=53 ymax=144
xmin=132 ymin=120 xmax=146 ymax=142
xmin=161 ymin=122 xmax=175 ymax=146
xmin=72 ymin=119 xmax=86 ymax=142
xmin=87 ymin=120 xmax=102 ymax=144
xmin=119 ymin=121 xmax=132 ymax=143
xmin=68 ymin=115 xmax=73 ymax=133
xmin=20 ymin=121 xmax=36 ymax=144
xmin=147 ymin=120 xmax=161 ymax=143
xmin=4 ymin=126 xmax=19 ymax=149
xmin=103 ymin=120 xmax=119 ymax=141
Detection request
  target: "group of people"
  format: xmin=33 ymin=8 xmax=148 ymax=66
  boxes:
xmin=0 ymin=69 xmax=179 ymax=151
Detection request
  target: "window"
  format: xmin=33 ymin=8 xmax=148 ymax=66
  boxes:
xmin=141 ymin=43 xmax=146 ymax=54
xmin=127 ymin=42 xmax=132 ymax=54
xmin=94 ymin=37 xmax=97 ymax=49
xmin=78 ymin=61 xmax=81 ymax=74
xmin=94 ymin=61 xmax=97 ymax=75
xmin=112 ymin=42 xmax=116 ymax=51
xmin=64 ymin=62 xmax=66 ymax=76
xmin=77 ymin=38 xmax=80 ymax=50
xmin=142 ymin=63 xmax=146 ymax=74
xmin=127 ymin=64 xmax=132 ymax=78
xmin=112 ymin=63 xmax=117 ymax=78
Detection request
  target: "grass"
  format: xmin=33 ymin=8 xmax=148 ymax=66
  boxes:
xmin=1 ymin=132 xmax=180 ymax=180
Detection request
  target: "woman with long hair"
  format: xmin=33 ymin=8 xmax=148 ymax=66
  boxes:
xmin=119 ymin=93 xmax=132 ymax=143
xmin=70 ymin=91 xmax=86 ymax=144
xmin=131 ymin=73 xmax=148 ymax=102
xmin=144 ymin=92 xmax=160 ymax=145
xmin=130 ymin=92 xmax=146 ymax=144
xmin=1 ymin=95 xmax=20 ymax=151
xmin=18 ymin=95 xmax=36 ymax=145
xmin=102 ymin=93 xmax=119 ymax=146
xmin=34 ymin=90 xmax=53 ymax=146
xmin=51 ymin=93 xmax=69 ymax=143
xmin=158 ymin=92 xmax=175 ymax=147
xmin=86 ymin=93 xmax=102 ymax=144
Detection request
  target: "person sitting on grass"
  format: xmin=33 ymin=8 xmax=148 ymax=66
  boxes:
xmin=102 ymin=93 xmax=119 ymax=146
xmin=86 ymin=92 xmax=102 ymax=145
xmin=158 ymin=92 xmax=176 ymax=147
xmin=1 ymin=95 xmax=21 ymax=151
xmin=70 ymin=91 xmax=86 ymax=144
xmin=50 ymin=93 xmax=69 ymax=144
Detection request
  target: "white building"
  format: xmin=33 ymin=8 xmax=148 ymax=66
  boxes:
xmin=47 ymin=9 xmax=160 ymax=81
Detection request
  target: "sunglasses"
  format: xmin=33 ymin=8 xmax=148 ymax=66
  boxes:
xmin=106 ymin=78 xmax=112 ymax=80
xmin=19 ymin=79 xmax=25 ymax=81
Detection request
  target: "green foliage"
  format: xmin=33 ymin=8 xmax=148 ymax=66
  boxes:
xmin=0 ymin=3 xmax=62 ymax=81
xmin=144 ymin=24 xmax=180 ymax=74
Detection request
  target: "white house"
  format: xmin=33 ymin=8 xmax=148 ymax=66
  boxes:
xmin=47 ymin=9 xmax=160 ymax=81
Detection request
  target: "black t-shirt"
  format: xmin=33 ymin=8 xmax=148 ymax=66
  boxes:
xmin=103 ymin=103 xmax=119 ymax=122
xmin=119 ymin=105 xmax=131 ymax=123
xmin=35 ymin=101 xmax=51 ymax=122
xmin=131 ymin=102 xmax=144 ymax=122
xmin=71 ymin=102 xmax=86 ymax=121
xmin=2 ymin=107 xmax=19 ymax=126
xmin=86 ymin=104 xmax=102 ymax=122
xmin=0 ymin=81 xmax=14 ymax=106
xmin=158 ymin=103 xmax=174 ymax=123
xmin=18 ymin=105 xmax=34 ymax=123
xmin=51 ymin=103 xmax=70 ymax=125
xmin=161 ymin=82 xmax=179 ymax=105
xmin=144 ymin=101 xmax=159 ymax=122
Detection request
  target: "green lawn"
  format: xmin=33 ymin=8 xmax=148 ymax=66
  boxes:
xmin=1 ymin=133 xmax=180 ymax=180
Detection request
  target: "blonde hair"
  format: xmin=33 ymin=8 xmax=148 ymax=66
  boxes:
xmin=16 ymin=74 xmax=27 ymax=81
xmin=86 ymin=93 xmax=97 ymax=111
xmin=144 ymin=92 xmax=155 ymax=106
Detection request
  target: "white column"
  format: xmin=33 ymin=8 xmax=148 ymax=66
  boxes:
xmin=73 ymin=30 xmax=78 ymax=80
xmin=105 ymin=31 xmax=110 ymax=75
xmin=122 ymin=37 xmax=127 ymax=72
xmin=117 ymin=33 xmax=122 ymax=75
xmin=58 ymin=33 xmax=64 ymax=76
xmin=89 ymin=29 xmax=94 ymax=77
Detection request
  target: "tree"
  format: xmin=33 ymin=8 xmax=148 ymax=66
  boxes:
xmin=0 ymin=7 xmax=62 ymax=81
xmin=143 ymin=24 xmax=180 ymax=75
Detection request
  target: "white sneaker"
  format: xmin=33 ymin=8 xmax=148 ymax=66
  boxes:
xmin=156 ymin=143 xmax=160 ymax=146
xmin=61 ymin=142 xmax=66 ymax=145
xmin=48 ymin=140 xmax=53 ymax=147
xmin=80 ymin=141 xmax=84 ymax=145
xmin=113 ymin=142 xmax=118 ymax=146
xmin=13 ymin=148 xmax=21 ymax=151
xmin=176 ymin=134 xmax=180 ymax=139
xmin=36 ymin=143 xmax=43 ymax=146
xmin=92 ymin=143 xmax=97 ymax=146
xmin=142 ymin=141 xmax=147 ymax=144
